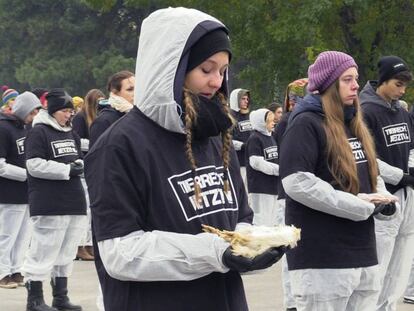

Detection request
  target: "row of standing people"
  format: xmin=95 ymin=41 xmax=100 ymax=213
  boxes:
xmin=83 ymin=8 xmax=413 ymax=311
xmin=1 ymin=6 xmax=414 ymax=311
xmin=0 ymin=70 xmax=135 ymax=311
xmin=233 ymin=53 xmax=414 ymax=311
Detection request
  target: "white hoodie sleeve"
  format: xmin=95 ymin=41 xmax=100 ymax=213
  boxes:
xmin=80 ymin=138 xmax=89 ymax=152
xmin=282 ymin=171 xmax=375 ymax=221
xmin=26 ymin=158 xmax=70 ymax=180
xmin=376 ymin=158 xmax=404 ymax=185
xmin=232 ymin=140 xmax=244 ymax=151
xmin=376 ymin=175 xmax=391 ymax=195
xmin=0 ymin=158 xmax=27 ymax=181
xmin=249 ymin=155 xmax=279 ymax=176
xmin=98 ymin=230 xmax=230 ymax=282
xmin=409 ymin=149 xmax=414 ymax=168
xmin=374 ymin=175 xmax=400 ymax=221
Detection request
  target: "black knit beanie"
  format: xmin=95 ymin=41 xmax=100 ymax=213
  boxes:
xmin=46 ymin=88 xmax=74 ymax=115
xmin=378 ymin=56 xmax=409 ymax=86
xmin=31 ymin=87 xmax=48 ymax=99
xmin=186 ymin=28 xmax=232 ymax=73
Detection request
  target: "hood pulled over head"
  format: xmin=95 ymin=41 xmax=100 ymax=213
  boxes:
xmin=134 ymin=7 xmax=230 ymax=134
xmin=229 ymin=88 xmax=249 ymax=112
xmin=250 ymin=108 xmax=271 ymax=136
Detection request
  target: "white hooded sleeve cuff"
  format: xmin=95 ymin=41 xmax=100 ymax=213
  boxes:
xmin=26 ymin=158 xmax=70 ymax=180
xmin=232 ymin=140 xmax=244 ymax=151
xmin=282 ymin=172 xmax=375 ymax=221
xmin=376 ymin=159 xmax=404 ymax=185
xmin=80 ymin=138 xmax=89 ymax=152
xmin=249 ymin=156 xmax=279 ymax=176
xmin=98 ymin=230 xmax=230 ymax=282
xmin=0 ymin=158 xmax=27 ymax=182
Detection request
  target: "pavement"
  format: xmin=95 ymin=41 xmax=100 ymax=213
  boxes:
xmin=1 ymin=261 xmax=413 ymax=310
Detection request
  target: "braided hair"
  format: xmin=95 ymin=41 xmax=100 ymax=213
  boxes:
xmin=182 ymin=89 xmax=235 ymax=206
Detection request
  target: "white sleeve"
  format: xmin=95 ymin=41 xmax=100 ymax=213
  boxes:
xmin=249 ymin=155 xmax=279 ymax=176
xmin=377 ymin=159 xmax=404 ymax=185
xmin=98 ymin=230 xmax=230 ymax=282
xmin=373 ymin=175 xmax=400 ymax=221
xmin=376 ymin=175 xmax=391 ymax=195
xmin=232 ymin=140 xmax=244 ymax=151
xmin=409 ymin=149 xmax=414 ymax=168
xmin=80 ymin=138 xmax=89 ymax=152
xmin=0 ymin=158 xmax=27 ymax=181
xmin=235 ymin=222 xmax=252 ymax=231
xmin=282 ymin=172 xmax=375 ymax=221
xmin=26 ymin=158 xmax=70 ymax=180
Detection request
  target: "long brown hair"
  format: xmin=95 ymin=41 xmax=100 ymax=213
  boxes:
xmin=182 ymin=89 xmax=235 ymax=205
xmin=83 ymin=89 xmax=105 ymax=129
xmin=322 ymin=81 xmax=378 ymax=194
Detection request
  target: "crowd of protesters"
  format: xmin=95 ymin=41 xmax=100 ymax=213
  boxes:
xmin=1 ymin=6 xmax=414 ymax=311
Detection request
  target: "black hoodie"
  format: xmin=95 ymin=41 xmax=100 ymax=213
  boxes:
xmin=0 ymin=113 xmax=28 ymax=203
xmin=280 ymin=95 xmax=375 ymax=270
xmin=360 ymin=81 xmax=414 ymax=194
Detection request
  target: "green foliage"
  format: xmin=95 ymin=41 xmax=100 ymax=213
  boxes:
xmin=0 ymin=0 xmax=137 ymax=96
xmin=2 ymin=0 xmax=414 ymax=105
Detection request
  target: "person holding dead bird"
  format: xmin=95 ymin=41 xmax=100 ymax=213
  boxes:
xmin=85 ymin=7 xmax=286 ymax=311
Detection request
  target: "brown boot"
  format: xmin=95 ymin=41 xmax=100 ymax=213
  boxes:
xmin=11 ymin=273 xmax=25 ymax=286
xmin=75 ymin=246 xmax=94 ymax=261
xmin=84 ymin=246 xmax=94 ymax=259
xmin=0 ymin=275 xmax=18 ymax=289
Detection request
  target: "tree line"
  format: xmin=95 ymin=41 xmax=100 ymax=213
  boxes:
xmin=1 ymin=0 xmax=413 ymax=106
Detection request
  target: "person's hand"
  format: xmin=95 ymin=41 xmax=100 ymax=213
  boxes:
xmin=69 ymin=161 xmax=84 ymax=177
xmin=372 ymin=202 xmax=396 ymax=216
xmin=408 ymin=167 xmax=414 ymax=176
xmin=358 ymin=193 xmax=397 ymax=205
xmin=222 ymin=246 xmax=286 ymax=273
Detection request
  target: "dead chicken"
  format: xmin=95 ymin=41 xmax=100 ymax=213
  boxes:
xmin=202 ymin=224 xmax=301 ymax=259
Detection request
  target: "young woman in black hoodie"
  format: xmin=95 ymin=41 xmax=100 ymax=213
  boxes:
xmin=280 ymin=51 xmax=397 ymax=311
xmin=22 ymin=89 xmax=86 ymax=311
xmin=85 ymin=7 xmax=285 ymax=311
xmin=0 ymin=92 xmax=41 ymax=289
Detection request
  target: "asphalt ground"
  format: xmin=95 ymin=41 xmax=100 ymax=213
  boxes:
xmin=1 ymin=261 xmax=412 ymax=310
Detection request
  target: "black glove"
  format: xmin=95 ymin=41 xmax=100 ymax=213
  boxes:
xmin=222 ymin=246 xmax=286 ymax=273
xmin=69 ymin=161 xmax=84 ymax=177
xmin=372 ymin=202 xmax=396 ymax=216
xmin=397 ymin=174 xmax=414 ymax=187
xmin=409 ymin=167 xmax=414 ymax=176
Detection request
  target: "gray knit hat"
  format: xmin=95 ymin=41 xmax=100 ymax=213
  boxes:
xmin=12 ymin=92 xmax=42 ymax=121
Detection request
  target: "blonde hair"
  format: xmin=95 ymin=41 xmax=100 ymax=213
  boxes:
xmin=182 ymin=89 xmax=235 ymax=206
xmin=322 ymin=81 xmax=378 ymax=194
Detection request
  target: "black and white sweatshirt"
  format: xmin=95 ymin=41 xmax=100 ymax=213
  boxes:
xmin=230 ymin=89 xmax=252 ymax=167
xmin=85 ymin=8 xmax=253 ymax=311
xmin=25 ymin=109 xmax=86 ymax=216
xmin=0 ymin=113 xmax=28 ymax=204
xmin=280 ymin=94 xmax=381 ymax=271
xmin=245 ymin=109 xmax=279 ymax=195
xmin=360 ymin=81 xmax=414 ymax=194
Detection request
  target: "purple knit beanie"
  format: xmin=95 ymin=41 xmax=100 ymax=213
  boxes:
xmin=307 ymin=51 xmax=358 ymax=93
